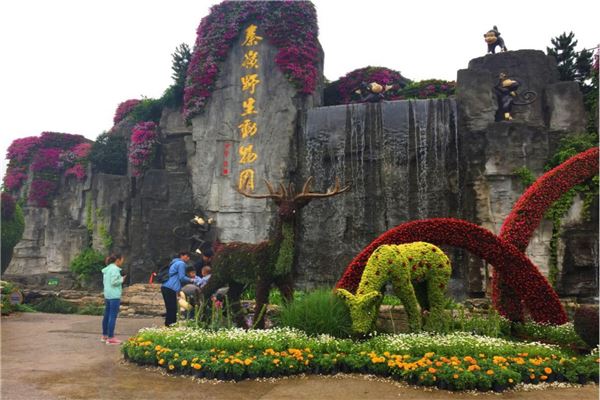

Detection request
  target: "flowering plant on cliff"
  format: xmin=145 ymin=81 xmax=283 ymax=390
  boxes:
xmin=113 ymin=99 xmax=141 ymax=125
xmin=62 ymin=142 xmax=92 ymax=181
xmin=128 ymin=121 xmax=159 ymax=177
xmin=4 ymin=132 xmax=88 ymax=206
xmin=326 ymin=66 xmax=410 ymax=105
xmin=184 ymin=1 xmax=320 ymax=121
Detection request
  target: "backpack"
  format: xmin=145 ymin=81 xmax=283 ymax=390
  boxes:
xmin=156 ymin=260 xmax=176 ymax=283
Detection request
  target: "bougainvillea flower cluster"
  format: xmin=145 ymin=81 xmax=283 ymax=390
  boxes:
xmin=337 ymin=242 xmax=451 ymax=333
xmin=128 ymin=121 xmax=159 ymax=177
xmin=4 ymin=132 xmax=89 ymax=207
xmin=492 ymin=147 xmax=599 ymax=322
xmin=329 ymin=66 xmax=410 ymax=105
xmin=184 ymin=0 xmax=320 ymax=121
xmin=335 ymin=218 xmax=567 ymax=325
xmin=113 ymin=99 xmax=141 ymax=125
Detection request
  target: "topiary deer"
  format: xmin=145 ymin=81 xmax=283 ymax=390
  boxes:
xmin=201 ymin=177 xmax=350 ymax=328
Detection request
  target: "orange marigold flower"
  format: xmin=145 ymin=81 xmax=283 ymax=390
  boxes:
xmin=273 ymin=359 xmax=280 ymax=365
xmin=158 ymin=359 xmax=165 ymax=365
xmin=540 ymin=375 xmax=548 ymax=381
xmin=486 ymin=369 xmax=494 ymax=375
xmin=530 ymin=374 xmax=536 ymax=380
xmin=193 ymin=363 xmax=201 ymax=370
xmin=428 ymin=367 xmax=437 ymax=374
xmin=544 ymin=367 xmax=552 ymax=374
xmin=453 ymin=374 xmax=459 ymax=379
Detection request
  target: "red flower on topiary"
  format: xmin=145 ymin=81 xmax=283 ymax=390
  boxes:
xmin=335 ymin=218 xmax=567 ymax=324
xmin=493 ymin=147 xmax=599 ymax=320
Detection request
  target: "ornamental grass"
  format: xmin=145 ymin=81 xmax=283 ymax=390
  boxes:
xmin=123 ymin=327 xmax=599 ymax=391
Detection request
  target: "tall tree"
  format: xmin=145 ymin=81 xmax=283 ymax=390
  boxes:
xmin=547 ymin=32 xmax=593 ymax=86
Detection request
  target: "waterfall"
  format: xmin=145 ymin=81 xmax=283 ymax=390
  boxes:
xmin=301 ymin=98 xmax=460 ymax=282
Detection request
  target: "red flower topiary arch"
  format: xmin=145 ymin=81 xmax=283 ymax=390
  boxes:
xmin=335 ymin=218 xmax=567 ymax=324
xmin=494 ymin=146 xmax=599 ymax=321
xmin=336 ymin=148 xmax=599 ymax=325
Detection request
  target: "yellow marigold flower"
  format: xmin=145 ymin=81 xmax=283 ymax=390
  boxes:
xmin=244 ymin=359 xmax=252 ymax=366
xmin=273 ymin=359 xmax=280 ymax=365
xmin=174 ymin=353 xmax=179 ymax=358
xmin=289 ymin=365 xmax=294 ymax=369
xmin=305 ymin=360 xmax=309 ymax=366
xmin=388 ymin=361 xmax=395 ymax=367
xmin=224 ymin=358 xmax=230 ymax=364
xmin=453 ymin=374 xmax=459 ymax=379
xmin=155 ymin=345 xmax=162 ymax=351
xmin=192 ymin=357 xmax=198 ymax=362
xmin=544 ymin=367 xmax=552 ymax=374
xmin=479 ymin=353 xmax=486 ymax=358
xmin=384 ymin=351 xmax=391 ymax=357
xmin=540 ymin=375 xmax=548 ymax=381
xmin=432 ymin=376 xmax=437 ymax=382
xmin=486 ymin=369 xmax=494 ymax=375
xmin=181 ymin=360 xmax=188 ymax=367
xmin=424 ymin=352 xmax=435 ymax=359
xmin=305 ymin=348 xmax=311 ymax=352
xmin=168 ymin=364 xmax=175 ymax=370
xmin=428 ymin=367 xmax=437 ymax=374
xmin=158 ymin=359 xmax=165 ymax=365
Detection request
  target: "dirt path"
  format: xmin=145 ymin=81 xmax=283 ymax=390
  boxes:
xmin=1 ymin=312 xmax=598 ymax=400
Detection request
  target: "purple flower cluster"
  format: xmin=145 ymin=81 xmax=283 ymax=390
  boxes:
xmin=32 ymin=148 xmax=62 ymax=173
xmin=184 ymin=1 xmax=320 ymax=121
xmin=4 ymin=132 xmax=89 ymax=206
xmin=28 ymin=179 xmax=58 ymax=208
xmin=1 ymin=192 xmax=16 ymax=219
xmin=6 ymin=136 xmax=40 ymax=163
xmin=334 ymin=66 xmax=410 ymax=104
xmin=128 ymin=121 xmax=159 ymax=177
xmin=113 ymin=99 xmax=141 ymax=125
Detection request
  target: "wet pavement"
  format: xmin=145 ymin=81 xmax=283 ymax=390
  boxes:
xmin=1 ymin=312 xmax=598 ymax=400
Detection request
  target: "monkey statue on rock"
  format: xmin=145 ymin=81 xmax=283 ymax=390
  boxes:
xmin=484 ymin=25 xmax=507 ymax=54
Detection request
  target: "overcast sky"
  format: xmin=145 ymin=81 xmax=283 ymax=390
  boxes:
xmin=1 ymin=0 xmax=598 ymax=178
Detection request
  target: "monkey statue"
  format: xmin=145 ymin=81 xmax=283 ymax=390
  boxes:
xmin=494 ymin=72 xmax=520 ymax=121
xmin=484 ymin=25 xmax=507 ymax=54
xmin=355 ymin=81 xmax=394 ymax=103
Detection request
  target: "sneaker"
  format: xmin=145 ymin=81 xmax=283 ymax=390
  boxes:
xmin=106 ymin=338 xmax=122 ymax=345
xmin=101 ymin=336 xmax=108 ymax=342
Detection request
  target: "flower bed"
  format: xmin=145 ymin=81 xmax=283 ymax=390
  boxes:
xmin=183 ymin=1 xmax=320 ymax=121
xmin=123 ymin=327 xmax=599 ymax=390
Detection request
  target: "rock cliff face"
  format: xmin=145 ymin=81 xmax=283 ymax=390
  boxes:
xmin=6 ymin=50 xmax=597 ymax=300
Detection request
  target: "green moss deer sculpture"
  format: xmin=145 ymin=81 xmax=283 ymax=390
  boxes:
xmin=336 ymin=242 xmax=451 ymax=334
xmin=202 ymin=177 xmax=349 ymax=328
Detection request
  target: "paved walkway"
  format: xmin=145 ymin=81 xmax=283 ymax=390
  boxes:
xmin=1 ymin=312 xmax=598 ymax=400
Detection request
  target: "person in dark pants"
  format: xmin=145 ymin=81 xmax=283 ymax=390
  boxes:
xmin=101 ymin=253 xmax=126 ymax=344
xmin=161 ymin=251 xmax=194 ymax=326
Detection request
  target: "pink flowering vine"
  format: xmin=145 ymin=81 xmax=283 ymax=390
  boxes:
xmin=128 ymin=121 xmax=159 ymax=177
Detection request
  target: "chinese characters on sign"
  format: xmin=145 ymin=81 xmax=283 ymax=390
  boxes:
xmin=238 ymin=24 xmax=263 ymax=191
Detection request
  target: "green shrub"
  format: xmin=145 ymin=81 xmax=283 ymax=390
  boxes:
xmin=89 ymin=133 xmax=128 ymax=175
xmin=573 ymin=305 xmax=599 ymax=348
xmin=1 ymin=199 xmax=24 ymax=273
xmin=33 ymin=297 xmax=78 ymax=314
xmin=129 ymin=98 xmax=164 ymax=124
xmin=70 ymin=248 xmax=105 ymax=285
xmin=77 ymin=303 xmax=105 ymax=315
xmin=276 ymin=288 xmax=352 ymax=338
